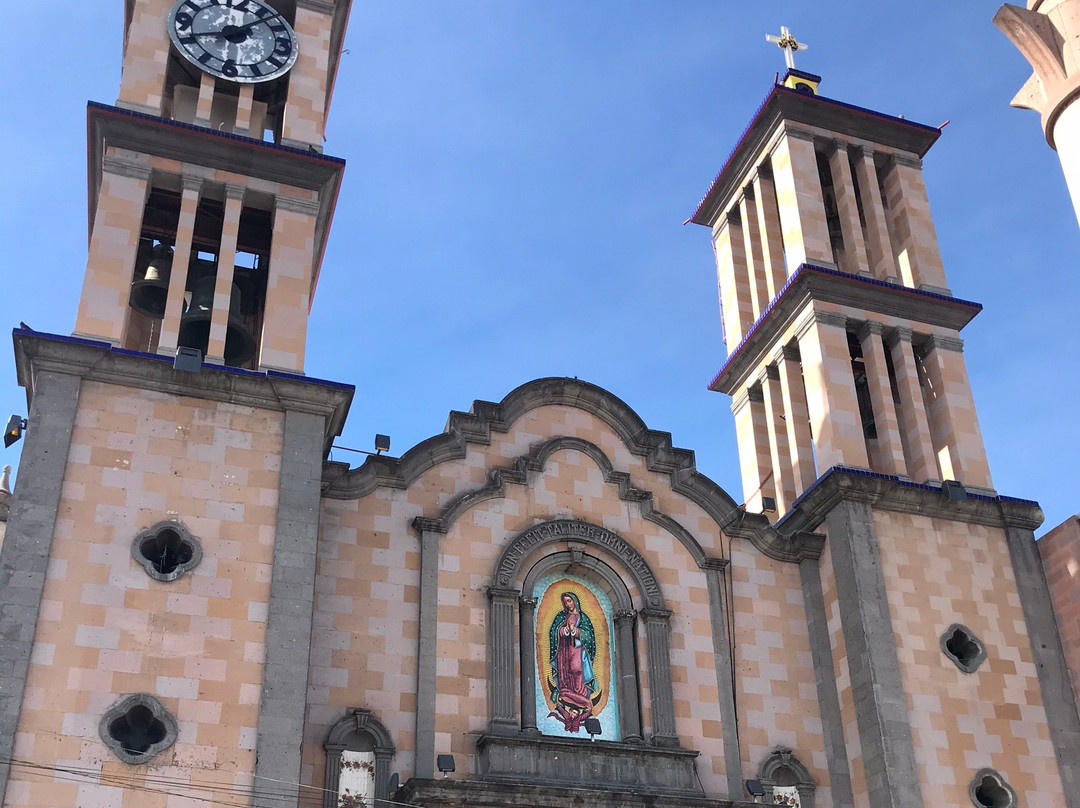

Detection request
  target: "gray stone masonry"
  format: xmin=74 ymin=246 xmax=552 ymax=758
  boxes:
xmin=800 ymin=557 xmax=855 ymax=808
xmin=398 ymin=775 xmax=763 ymax=808
xmin=253 ymin=409 xmax=327 ymax=805
xmin=1004 ymin=522 xmax=1080 ymax=808
xmin=825 ymin=499 xmax=924 ymax=808
xmin=0 ymin=370 xmax=80 ymax=807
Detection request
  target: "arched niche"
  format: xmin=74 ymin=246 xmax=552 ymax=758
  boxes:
xmin=488 ymin=519 xmax=677 ymax=748
xmin=758 ymin=747 xmax=815 ymax=808
xmin=323 ymin=708 xmax=395 ymax=808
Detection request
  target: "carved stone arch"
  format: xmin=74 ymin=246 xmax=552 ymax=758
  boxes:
xmin=529 ymin=435 xmax=615 ymax=477
xmin=521 ymin=550 xmax=633 ymax=612
xmin=758 ymin=747 xmax=816 ymax=808
xmin=493 ymin=519 xmax=666 ymax=610
xmin=323 ymin=708 xmax=395 ymax=808
xmin=488 ymin=519 xmax=678 ymax=749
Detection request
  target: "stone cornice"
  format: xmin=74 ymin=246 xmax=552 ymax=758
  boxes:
xmin=13 ymin=330 xmax=353 ymax=455
xmin=691 ymin=85 xmax=941 ymax=228
xmin=776 ymin=466 xmax=1043 ymax=536
xmin=707 ymin=264 xmax=982 ymax=395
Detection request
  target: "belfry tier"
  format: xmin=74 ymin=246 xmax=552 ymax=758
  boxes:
xmin=73 ymin=0 xmax=351 ymax=373
xmin=692 ymin=80 xmax=992 ymax=515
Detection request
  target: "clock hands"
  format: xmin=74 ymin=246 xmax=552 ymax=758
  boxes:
xmin=193 ymin=10 xmax=285 ymax=40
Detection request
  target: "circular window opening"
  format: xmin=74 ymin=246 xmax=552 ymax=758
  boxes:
xmin=99 ymin=694 xmax=177 ymax=764
xmin=941 ymin=623 xmax=987 ymax=673
xmin=132 ymin=520 xmax=201 ymax=582
xmin=970 ymin=769 xmax=1016 ymax=808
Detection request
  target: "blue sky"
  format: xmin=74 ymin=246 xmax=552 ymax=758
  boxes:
xmin=1 ymin=2 xmax=1077 ymax=534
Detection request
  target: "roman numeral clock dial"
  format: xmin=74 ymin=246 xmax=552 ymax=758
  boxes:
xmin=168 ymin=0 xmax=299 ymax=83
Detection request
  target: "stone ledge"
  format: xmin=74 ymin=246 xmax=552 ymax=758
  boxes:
xmin=398 ymin=776 xmax=762 ymax=808
xmin=475 ymin=733 xmax=702 ymax=795
xmin=12 ymin=330 xmax=353 ymax=455
xmin=777 ymin=465 xmax=1043 ymax=536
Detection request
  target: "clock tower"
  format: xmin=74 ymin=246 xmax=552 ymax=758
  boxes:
xmin=0 ymin=1 xmax=353 ymax=806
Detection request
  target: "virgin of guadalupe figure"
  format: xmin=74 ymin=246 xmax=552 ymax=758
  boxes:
xmin=547 ymin=591 xmax=601 ymax=732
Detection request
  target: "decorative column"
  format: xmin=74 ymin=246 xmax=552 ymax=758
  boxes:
xmin=732 ymin=386 xmax=775 ymax=512
xmin=613 ymin=610 xmax=643 ymax=743
xmin=488 ymin=587 xmax=521 ymax=735
xmin=739 ymin=187 xmax=771 ymax=318
xmin=919 ymin=335 xmax=992 ymax=489
xmin=880 ymin=155 xmax=949 ymax=293
xmin=852 ymin=146 xmax=897 ymax=281
xmin=795 ymin=310 xmax=869 ymax=471
xmin=752 ymin=165 xmax=789 ymax=299
xmin=205 ymin=183 xmax=245 ymax=365
xmin=413 ymin=519 xmax=443 ymax=779
xmin=261 ymin=194 xmax=320 ymax=372
xmin=770 ymin=126 xmax=836 ymax=269
xmin=641 ymin=608 xmax=678 ymax=748
xmin=827 ymin=141 xmax=869 ymax=275
xmin=713 ymin=210 xmax=756 ymax=346
xmin=74 ymin=156 xmax=152 ymax=345
xmin=281 ymin=0 xmax=332 ymax=149
xmin=857 ymin=321 xmax=906 ymax=477
xmin=702 ymin=559 xmax=743 ymax=798
xmin=775 ymin=344 xmax=817 ymax=493
xmin=760 ymin=365 xmax=797 ymax=513
xmin=158 ymin=174 xmax=202 ymax=357
xmin=519 ymin=596 xmax=539 ymax=734
xmin=885 ymin=327 xmax=938 ymax=483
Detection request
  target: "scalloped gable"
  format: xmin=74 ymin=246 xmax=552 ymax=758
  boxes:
xmin=321 ymin=376 xmax=822 ymax=563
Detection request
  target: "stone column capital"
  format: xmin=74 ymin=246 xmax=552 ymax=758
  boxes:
xmin=224 ymin=182 xmax=247 ymax=202
xmin=102 ymin=155 xmax=152 ymax=181
xmin=180 ymin=174 xmax=205 ymax=194
xmin=890 ymin=152 xmax=922 ymax=171
xmin=487 ymin=586 xmax=521 ymax=603
xmin=614 ymin=609 xmax=637 ymax=627
xmin=885 ymin=326 xmax=914 ymax=348
xmin=640 ymin=607 xmax=673 ymax=624
xmin=924 ymin=333 xmax=964 ymax=353
xmin=856 ymin=320 xmax=884 ymax=342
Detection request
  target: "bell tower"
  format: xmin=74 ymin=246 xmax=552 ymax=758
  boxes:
xmin=692 ymin=49 xmax=992 ymax=515
xmin=0 ymin=2 xmax=353 ymax=807
xmin=690 ymin=32 xmax=1080 ymax=808
xmin=75 ymin=0 xmax=350 ymax=372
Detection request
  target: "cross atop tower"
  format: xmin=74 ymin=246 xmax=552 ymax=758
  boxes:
xmin=766 ymin=26 xmax=808 ymax=70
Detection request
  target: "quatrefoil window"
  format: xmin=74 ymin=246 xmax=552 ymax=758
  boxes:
xmin=131 ymin=520 xmax=201 ymax=581
xmin=99 ymin=694 xmax=178 ymax=764
xmin=940 ymin=623 xmax=987 ymax=673
xmin=969 ymin=768 xmax=1016 ymax=808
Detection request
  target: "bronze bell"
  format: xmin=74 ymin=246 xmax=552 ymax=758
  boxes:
xmin=177 ymin=275 xmax=257 ymax=366
xmin=129 ymin=244 xmax=174 ymax=319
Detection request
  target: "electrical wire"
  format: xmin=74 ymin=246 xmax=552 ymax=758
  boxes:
xmin=1 ymin=753 xmax=426 ymax=808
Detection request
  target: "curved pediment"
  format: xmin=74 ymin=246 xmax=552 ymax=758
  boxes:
xmin=322 ymin=376 xmax=821 ymax=562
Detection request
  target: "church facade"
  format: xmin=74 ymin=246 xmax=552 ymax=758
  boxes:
xmin=0 ymin=3 xmax=1079 ymax=808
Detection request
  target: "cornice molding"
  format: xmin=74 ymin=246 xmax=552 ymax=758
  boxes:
xmin=13 ymin=330 xmax=353 ymax=454
xmin=776 ymin=466 xmax=1041 ymax=536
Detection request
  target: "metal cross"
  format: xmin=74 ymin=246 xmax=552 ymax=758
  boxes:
xmin=766 ymin=26 xmax=808 ymax=70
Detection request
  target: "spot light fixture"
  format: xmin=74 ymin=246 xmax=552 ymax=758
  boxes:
xmin=584 ymin=717 xmax=602 ymax=741
xmin=745 ymin=779 xmax=766 ymax=803
xmin=4 ymin=415 xmax=26 ymax=448
xmin=436 ymin=754 xmax=455 ymax=778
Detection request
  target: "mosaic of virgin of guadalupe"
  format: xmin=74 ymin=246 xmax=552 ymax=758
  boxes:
xmin=548 ymin=591 xmax=598 ymax=732
xmin=535 ymin=576 xmax=617 ymax=737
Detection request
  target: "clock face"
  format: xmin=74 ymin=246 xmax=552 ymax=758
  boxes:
xmin=167 ymin=0 xmax=299 ymax=83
